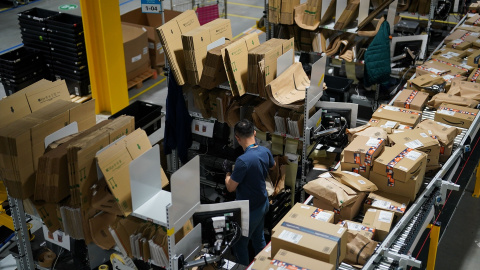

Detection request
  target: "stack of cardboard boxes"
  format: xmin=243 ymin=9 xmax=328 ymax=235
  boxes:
xmin=340 ymin=136 xmax=386 ymax=178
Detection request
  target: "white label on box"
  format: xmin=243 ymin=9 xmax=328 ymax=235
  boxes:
xmin=132 ymin=54 xmax=142 ymax=63
xmin=378 ymin=109 xmax=383 ymax=112
xmin=398 ymin=124 xmax=409 ymax=129
xmin=358 ymin=180 xmax=366 ymax=185
xmin=430 ymin=74 xmax=438 ymax=78
xmin=343 ymin=171 xmax=361 ymax=176
xmin=420 ymin=133 xmax=429 ymax=138
xmin=327 ymin=147 xmax=335 ymax=152
xmin=143 ymin=47 xmax=148 ymax=55
xmin=472 ymin=32 xmax=480 ymax=37
xmin=313 ymin=212 xmax=333 ymax=222
xmin=366 ymin=137 xmax=382 ymax=147
xmin=406 ymin=151 xmax=422 ymax=161
xmin=378 ymin=211 xmax=394 ymax=223
xmin=452 ymin=39 xmax=463 ymax=44
xmin=398 ymin=166 xmax=409 ymax=171
xmin=337 ymin=228 xmax=345 ymax=234
xmin=265 ymin=245 xmax=271 ymax=253
xmin=347 ymin=222 xmax=363 ymax=231
xmin=405 ymin=139 xmax=424 ymax=149
xmin=278 ymin=230 xmax=303 ymax=244
xmin=316 ymin=144 xmax=324 ymax=150
xmin=149 ymin=42 xmax=155 ymax=49
xmin=156 ymin=43 xmax=162 ymax=50
xmin=368 ymin=209 xmax=377 ymax=212
xmin=384 ymin=121 xmax=398 ymax=128
xmin=443 ymin=74 xmax=456 ymax=81
xmin=427 ymin=68 xmax=448 ymax=74
xmin=461 ymin=63 xmax=473 ymax=69
xmin=441 ymin=54 xmax=453 ymax=59
xmin=372 ymin=199 xmax=391 ymax=209
xmin=393 ymin=130 xmax=405 ymax=134
xmin=428 ymin=130 xmax=433 ymax=135
xmin=384 ymin=105 xmax=400 ymax=112
xmin=300 ymin=205 xmax=310 ymax=209
xmin=438 ymin=109 xmax=456 ymax=116
xmin=320 ymin=172 xmax=333 ymax=178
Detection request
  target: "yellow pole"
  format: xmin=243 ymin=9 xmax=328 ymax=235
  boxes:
xmin=79 ymin=0 xmax=129 ymax=114
xmin=473 ymin=162 xmax=480 ymax=198
xmin=426 ymin=222 xmax=441 ymax=270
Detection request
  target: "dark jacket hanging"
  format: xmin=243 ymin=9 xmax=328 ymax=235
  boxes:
xmin=164 ymin=72 xmax=193 ymax=163
xmin=364 ymin=21 xmax=391 ymax=87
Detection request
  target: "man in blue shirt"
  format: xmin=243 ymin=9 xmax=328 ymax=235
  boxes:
xmin=225 ymin=119 xmax=274 ymax=265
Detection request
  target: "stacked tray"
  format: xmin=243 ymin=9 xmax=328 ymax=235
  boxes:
xmin=45 ymin=13 xmax=90 ymax=96
xmin=0 ymin=47 xmax=45 ymax=96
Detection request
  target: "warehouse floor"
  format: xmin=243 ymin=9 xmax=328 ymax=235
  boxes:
xmin=1 ymin=1 xmax=480 ymax=270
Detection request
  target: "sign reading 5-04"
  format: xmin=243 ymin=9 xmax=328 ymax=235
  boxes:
xmin=141 ymin=0 xmax=162 ymax=13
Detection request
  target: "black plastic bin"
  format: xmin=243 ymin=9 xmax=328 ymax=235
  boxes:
xmin=321 ymin=75 xmax=354 ymax=102
xmin=46 ymin=13 xmax=83 ymax=34
xmin=109 ymin=101 xmax=163 ymax=136
xmin=18 ymin=8 xmax=59 ymax=25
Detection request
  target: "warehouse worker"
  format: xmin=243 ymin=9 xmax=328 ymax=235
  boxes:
xmin=225 ymin=119 xmax=274 ymax=265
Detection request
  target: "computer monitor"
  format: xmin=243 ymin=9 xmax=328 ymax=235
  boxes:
xmin=192 ymin=208 xmax=242 ymax=245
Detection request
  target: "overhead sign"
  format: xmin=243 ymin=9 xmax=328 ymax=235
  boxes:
xmin=141 ymin=0 xmax=162 ymax=13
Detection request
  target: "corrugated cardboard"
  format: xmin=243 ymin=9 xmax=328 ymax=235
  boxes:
xmin=388 ymin=129 xmax=441 ymax=166
xmin=416 ymin=60 xmax=467 ymax=77
xmin=440 ymin=143 xmax=454 ymax=163
xmin=466 ymin=14 xmax=480 ymax=25
xmin=121 ymin=8 xmax=181 ymax=68
xmin=344 ymin=233 xmax=378 ymax=266
xmin=369 ymin=160 xmax=425 ymax=200
xmin=34 ymin=200 xmax=63 ymax=233
xmin=393 ymin=89 xmax=429 ymax=111
xmin=199 ymin=41 xmax=231 ymax=89
xmin=271 ymin=214 xmax=347 ymax=267
xmin=96 ymin=129 xmax=152 ymax=216
xmin=340 ymin=156 xmax=371 ymax=179
xmin=275 ymin=203 xmax=335 ymax=230
xmin=330 ymin=171 xmax=378 ymax=192
xmin=407 ymin=73 xmax=447 ymax=96
xmin=182 ymin=19 xmax=232 ymax=85
xmin=362 ymin=208 xmax=394 ymax=241
xmin=90 ymin=176 xmax=123 ymax=216
xmin=251 ymin=243 xmax=272 ymax=270
xmin=266 ymin=62 xmax=310 ymax=109
xmin=435 ymin=103 xmax=479 ymax=128
xmin=270 ymin=249 xmax=335 ymax=270
xmin=109 ymin=216 xmax=144 ymax=258
xmin=448 ymin=80 xmax=480 ymax=101
xmin=280 ymin=0 xmax=300 ymax=25
xmin=467 ymin=49 xmax=480 ymax=68
xmin=364 ymin=191 xmax=410 ymax=218
xmin=416 ymin=119 xmax=461 ymax=148
xmin=371 ymin=105 xmax=422 ymax=128
xmin=343 ymin=136 xmax=385 ymax=166
xmin=248 ymin=38 xmax=285 ymax=95
xmin=0 ymin=100 xmax=96 ymax=199
xmin=368 ymin=119 xmax=399 ymax=130
xmin=427 ymin=93 xmax=479 ymax=109
xmin=313 ymin=192 xmax=367 ymax=224
xmin=157 ymin=10 xmax=201 ymax=85
xmin=222 ymin=33 xmax=260 ymax=96
xmin=122 ymin=23 xmax=150 ymax=81
xmin=338 ymin=220 xmax=375 ymax=242
xmin=469 ymin=68 xmax=480 ymax=83
xmin=89 ymin=211 xmax=117 ymax=250
xmin=373 ymin=144 xmax=427 ymax=183
xmin=268 ymin=0 xmax=281 ymax=24
xmin=0 ymin=79 xmax=70 ymax=129
xmin=347 ymin=125 xmax=389 ymax=143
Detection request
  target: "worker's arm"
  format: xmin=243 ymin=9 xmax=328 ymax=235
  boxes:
xmin=225 ymin=172 xmax=239 ymax=192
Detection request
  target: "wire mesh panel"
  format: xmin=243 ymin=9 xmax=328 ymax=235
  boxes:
xmin=169 ymin=0 xmax=226 ymax=21
xmin=196 ymin=4 xmax=219 ymax=25
xmin=170 ymin=0 xmax=194 ymax=12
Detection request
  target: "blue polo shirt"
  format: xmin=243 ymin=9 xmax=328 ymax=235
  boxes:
xmin=230 ymin=146 xmax=274 ymax=210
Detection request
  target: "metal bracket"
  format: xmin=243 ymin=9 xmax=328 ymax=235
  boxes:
xmin=436 ymin=180 xmax=460 ymax=204
xmin=384 ymin=249 xmax=422 ymax=269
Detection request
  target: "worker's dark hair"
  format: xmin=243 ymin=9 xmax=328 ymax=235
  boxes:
xmin=234 ymin=119 xmax=254 ymax=139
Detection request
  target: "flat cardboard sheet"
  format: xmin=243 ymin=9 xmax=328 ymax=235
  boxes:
xmin=267 ymin=62 xmax=310 ymax=109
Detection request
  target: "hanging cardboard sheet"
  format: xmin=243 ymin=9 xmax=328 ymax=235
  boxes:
xmin=267 ymin=62 xmax=310 ymax=109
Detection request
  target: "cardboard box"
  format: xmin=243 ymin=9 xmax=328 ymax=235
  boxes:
xmin=222 ymin=33 xmax=260 ymax=96
xmin=428 ymin=93 xmax=479 ymax=109
xmin=0 ymin=79 xmax=71 ymax=129
xmin=271 ymin=214 xmax=347 ymax=267
xmin=368 ymin=119 xmax=399 ymax=130
xmin=416 ymin=60 xmax=469 ymax=77
xmin=440 ymin=143 xmax=454 ymax=163
xmin=407 ymin=73 xmax=446 ymax=96
xmin=372 ymin=144 xmax=427 ymax=183
xmin=469 ymin=3 xmax=480 ymax=13
xmin=121 ymin=8 xmax=181 ymax=68
xmin=393 ymin=89 xmax=430 ymax=111
xmin=347 ymin=125 xmax=388 ymax=143
xmin=329 ymin=171 xmax=378 ymax=193
xmin=364 ymin=192 xmax=410 ymax=218
xmin=96 ymin=129 xmax=152 ymax=216
xmin=343 ymin=136 xmax=385 ymax=166
xmin=268 ymin=0 xmax=281 ymax=24
xmin=199 ymin=41 xmax=231 ymax=89
xmin=362 ymin=208 xmax=394 ymax=241
xmin=280 ymin=0 xmax=300 ymax=25
xmin=338 ymin=220 xmax=375 ymax=242
xmin=271 ymin=249 xmax=334 ymax=270
xmin=276 ymin=203 xmax=335 ymax=229
xmin=467 ymin=49 xmax=480 ymax=68
xmin=34 ymin=200 xmax=63 ymax=233
xmin=122 ymin=23 xmax=151 ymax=81
xmin=388 ymin=129 xmax=441 ymax=166
xmin=182 ymin=19 xmax=232 ymax=85
xmin=89 ymin=211 xmax=117 ymax=250
xmin=0 ymin=100 xmax=96 ymax=199
xmin=251 ymin=243 xmax=272 ymax=270
xmin=157 ymin=10 xmax=201 ymax=85
xmin=369 ymin=168 xmax=424 ymax=201
xmin=469 ymin=68 xmax=480 ymax=83
xmin=304 ymin=174 xmax=358 ymax=209
xmin=416 ymin=119 xmax=460 ymax=147
xmin=466 ymin=14 xmax=480 ymax=25
xmin=371 ymin=105 xmax=422 ymax=127
xmin=340 ymin=156 xmax=371 ymax=179
xmin=435 ymin=103 xmax=479 ymax=128
xmin=313 ymin=193 xmax=367 ymax=224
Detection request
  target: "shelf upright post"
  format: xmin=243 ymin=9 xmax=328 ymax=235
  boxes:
xmin=8 ymin=193 xmax=35 ymax=270
xmin=426 ymin=0 xmax=440 ymax=48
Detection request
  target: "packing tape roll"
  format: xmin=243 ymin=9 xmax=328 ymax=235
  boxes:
xmin=38 ymin=249 xmax=56 ymax=268
xmin=99 ymin=265 xmax=109 ymax=270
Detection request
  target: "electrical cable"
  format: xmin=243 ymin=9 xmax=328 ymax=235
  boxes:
xmin=51 ymin=247 xmax=64 ymax=270
xmin=408 ymin=134 xmax=480 ymax=270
